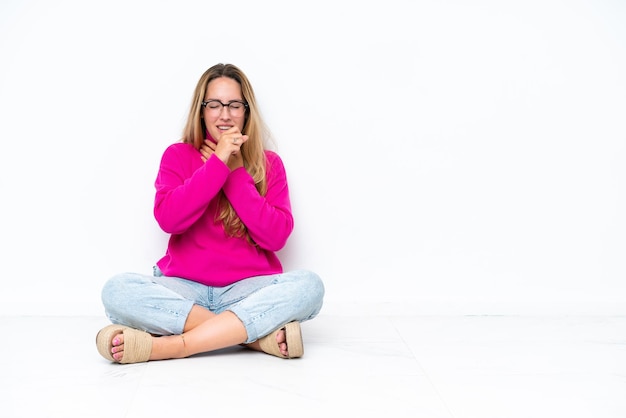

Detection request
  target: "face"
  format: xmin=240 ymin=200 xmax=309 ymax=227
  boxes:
xmin=203 ymin=76 xmax=246 ymax=142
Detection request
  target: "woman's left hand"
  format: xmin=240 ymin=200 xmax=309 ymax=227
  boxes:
xmin=201 ymin=136 xmax=246 ymax=172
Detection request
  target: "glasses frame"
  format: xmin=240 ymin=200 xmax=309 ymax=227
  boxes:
xmin=201 ymin=100 xmax=249 ymax=115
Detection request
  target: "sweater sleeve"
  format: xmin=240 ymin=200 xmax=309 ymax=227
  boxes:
xmin=222 ymin=151 xmax=294 ymax=251
xmin=154 ymin=144 xmax=230 ymax=234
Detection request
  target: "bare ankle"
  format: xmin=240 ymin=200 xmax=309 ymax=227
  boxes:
xmin=149 ymin=335 xmax=187 ymax=360
xmin=181 ymin=334 xmax=188 ymax=357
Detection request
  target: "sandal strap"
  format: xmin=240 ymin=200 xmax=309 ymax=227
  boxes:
xmin=96 ymin=324 xmax=152 ymax=364
xmin=119 ymin=327 xmax=152 ymax=363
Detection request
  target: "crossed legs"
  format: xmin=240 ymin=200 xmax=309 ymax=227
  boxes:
xmin=106 ymin=305 xmax=291 ymax=362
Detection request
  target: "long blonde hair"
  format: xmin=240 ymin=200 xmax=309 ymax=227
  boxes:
xmin=181 ymin=63 xmax=269 ymax=243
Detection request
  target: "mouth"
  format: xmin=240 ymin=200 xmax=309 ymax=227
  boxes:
xmin=217 ymin=125 xmax=233 ymax=131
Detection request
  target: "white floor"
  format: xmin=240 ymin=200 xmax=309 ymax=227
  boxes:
xmin=1 ymin=314 xmax=625 ymax=418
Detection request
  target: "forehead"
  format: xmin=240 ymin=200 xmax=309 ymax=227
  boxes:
xmin=206 ymin=76 xmax=242 ymax=99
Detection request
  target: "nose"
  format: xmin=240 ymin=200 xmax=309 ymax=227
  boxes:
xmin=218 ymin=106 xmax=232 ymax=119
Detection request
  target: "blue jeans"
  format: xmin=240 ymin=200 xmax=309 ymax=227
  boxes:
xmin=101 ymin=267 xmax=325 ymax=344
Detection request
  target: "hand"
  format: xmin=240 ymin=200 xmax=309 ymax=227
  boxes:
xmin=200 ymin=139 xmax=216 ymax=163
xmin=214 ymin=127 xmax=249 ymax=170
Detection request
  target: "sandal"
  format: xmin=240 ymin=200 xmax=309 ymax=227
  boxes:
xmin=258 ymin=322 xmax=304 ymax=359
xmin=96 ymin=324 xmax=152 ymax=364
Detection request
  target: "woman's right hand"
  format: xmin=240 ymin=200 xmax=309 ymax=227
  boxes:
xmin=200 ymin=139 xmax=216 ymax=163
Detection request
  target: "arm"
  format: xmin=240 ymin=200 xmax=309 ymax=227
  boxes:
xmin=223 ymin=152 xmax=294 ymax=251
xmin=154 ymin=145 xmax=230 ymax=234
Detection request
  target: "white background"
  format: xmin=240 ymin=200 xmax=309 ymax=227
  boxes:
xmin=1 ymin=0 xmax=624 ymax=316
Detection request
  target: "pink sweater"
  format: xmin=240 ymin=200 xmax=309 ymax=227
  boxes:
xmin=154 ymin=142 xmax=293 ymax=286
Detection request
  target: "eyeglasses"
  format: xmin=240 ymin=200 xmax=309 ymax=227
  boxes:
xmin=201 ymin=100 xmax=248 ymax=117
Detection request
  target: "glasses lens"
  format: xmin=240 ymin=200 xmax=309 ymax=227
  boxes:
xmin=204 ymin=101 xmax=246 ymax=116
xmin=228 ymin=102 xmax=246 ymax=116
xmin=205 ymin=101 xmax=223 ymax=111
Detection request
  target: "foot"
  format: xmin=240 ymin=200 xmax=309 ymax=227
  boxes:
xmin=246 ymin=327 xmax=289 ymax=356
xmin=110 ymin=332 xmax=186 ymax=362
xmin=273 ymin=328 xmax=289 ymax=357
xmin=109 ymin=332 xmax=126 ymax=362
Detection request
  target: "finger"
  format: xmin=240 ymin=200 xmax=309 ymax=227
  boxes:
xmin=218 ymin=128 xmax=239 ymax=143
xmin=204 ymin=139 xmax=217 ymax=150
xmin=201 ymin=140 xmax=217 ymax=161
xmin=230 ymin=135 xmax=248 ymax=145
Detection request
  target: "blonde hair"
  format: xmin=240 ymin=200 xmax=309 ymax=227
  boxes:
xmin=181 ymin=63 xmax=269 ymax=243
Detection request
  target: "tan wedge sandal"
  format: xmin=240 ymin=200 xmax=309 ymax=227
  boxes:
xmin=96 ymin=324 xmax=152 ymax=364
xmin=258 ymin=322 xmax=304 ymax=359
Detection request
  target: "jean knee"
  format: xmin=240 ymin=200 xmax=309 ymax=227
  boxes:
xmin=101 ymin=273 xmax=137 ymax=313
xmin=101 ymin=274 xmax=118 ymax=304
xmin=296 ymin=270 xmax=325 ymax=313
xmin=305 ymin=270 xmax=325 ymax=300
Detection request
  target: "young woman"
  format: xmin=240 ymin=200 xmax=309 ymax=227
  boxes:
xmin=96 ymin=63 xmax=324 ymax=363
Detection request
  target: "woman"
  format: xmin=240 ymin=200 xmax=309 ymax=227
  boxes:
xmin=96 ymin=63 xmax=324 ymax=363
